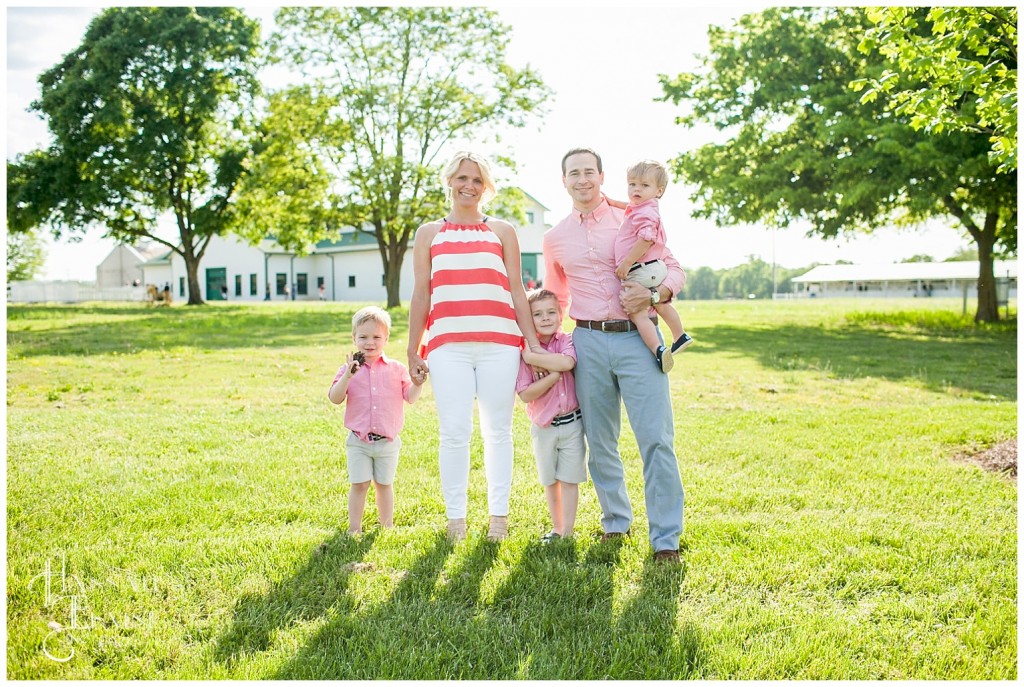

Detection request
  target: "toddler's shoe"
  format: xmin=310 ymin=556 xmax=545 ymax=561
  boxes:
xmin=656 ymin=345 xmax=674 ymax=373
xmin=671 ymin=333 xmax=693 ymax=353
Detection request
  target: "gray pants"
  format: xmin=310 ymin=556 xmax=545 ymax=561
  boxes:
xmin=572 ymin=327 xmax=684 ymax=552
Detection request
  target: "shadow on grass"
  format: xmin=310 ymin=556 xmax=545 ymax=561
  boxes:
xmin=213 ymin=529 xmax=377 ymax=666
xmin=699 ymin=321 xmax=1016 ymax=401
xmin=7 ymin=304 xmax=408 ymax=357
xmin=221 ymin=532 xmax=699 ymax=680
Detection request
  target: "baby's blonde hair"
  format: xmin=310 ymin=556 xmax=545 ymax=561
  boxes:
xmin=351 ymin=306 xmax=391 ymax=333
xmin=626 ymin=159 xmax=670 ymax=193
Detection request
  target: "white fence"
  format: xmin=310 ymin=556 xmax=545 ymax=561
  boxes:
xmin=7 ymin=281 xmax=148 ymax=303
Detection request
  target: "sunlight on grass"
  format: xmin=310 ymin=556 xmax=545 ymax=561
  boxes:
xmin=6 ymin=299 xmax=1016 ymax=679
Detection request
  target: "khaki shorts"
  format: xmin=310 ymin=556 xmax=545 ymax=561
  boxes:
xmin=346 ymin=432 xmax=400 ymax=485
xmin=625 ymin=259 xmax=668 ymax=289
xmin=530 ymin=417 xmax=587 ymax=486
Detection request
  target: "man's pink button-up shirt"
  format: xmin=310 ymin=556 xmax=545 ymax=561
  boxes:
xmin=543 ymin=198 xmax=686 ymax=321
xmin=515 ymin=331 xmax=579 ymax=427
xmin=331 ymin=353 xmax=414 ymax=442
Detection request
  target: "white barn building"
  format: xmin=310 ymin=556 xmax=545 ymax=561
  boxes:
xmin=141 ymin=191 xmax=551 ymax=303
xmin=791 ymin=260 xmax=1017 ymax=299
xmin=95 ymin=241 xmax=167 ymax=287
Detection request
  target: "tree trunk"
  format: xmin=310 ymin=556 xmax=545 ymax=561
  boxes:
xmin=184 ymin=254 xmax=205 ymax=306
xmin=383 ymin=241 xmax=407 ymax=309
xmin=974 ymin=218 xmax=999 ymax=323
xmin=943 ymin=198 xmax=1001 ymax=323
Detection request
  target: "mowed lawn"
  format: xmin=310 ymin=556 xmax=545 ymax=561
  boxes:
xmin=6 ymin=298 xmax=1017 ymax=679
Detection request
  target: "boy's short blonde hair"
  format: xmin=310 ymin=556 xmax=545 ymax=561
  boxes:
xmin=626 ymin=159 xmax=670 ymax=192
xmin=440 ymin=151 xmax=498 ymax=207
xmin=527 ymin=288 xmax=560 ymax=308
xmin=352 ymin=306 xmax=392 ymax=333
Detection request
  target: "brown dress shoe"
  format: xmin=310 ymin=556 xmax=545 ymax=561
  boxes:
xmin=653 ymin=549 xmax=680 ymax=564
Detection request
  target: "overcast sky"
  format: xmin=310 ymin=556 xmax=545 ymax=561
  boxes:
xmin=6 ymin=4 xmax=970 ymax=281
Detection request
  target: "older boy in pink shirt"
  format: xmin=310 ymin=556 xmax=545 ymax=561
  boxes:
xmin=329 ymin=306 xmax=425 ymax=534
xmin=516 ymin=289 xmax=586 ymax=543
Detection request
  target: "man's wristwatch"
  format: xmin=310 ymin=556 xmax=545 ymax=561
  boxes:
xmin=649 ymin=287 xmax=660 ymax=306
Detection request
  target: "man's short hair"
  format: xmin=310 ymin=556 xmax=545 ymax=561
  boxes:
xmin=561 ymin=147 xmax=603 ymax=175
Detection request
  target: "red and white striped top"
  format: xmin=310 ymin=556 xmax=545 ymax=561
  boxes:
xmin=424 ymin=220 xmax=523 ymax=356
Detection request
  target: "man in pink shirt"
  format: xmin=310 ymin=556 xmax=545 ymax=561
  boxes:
xmin=329 ymin=306 xmax=425 ymax=535
xmin=542 ymin=147 xmax=685 ymax=563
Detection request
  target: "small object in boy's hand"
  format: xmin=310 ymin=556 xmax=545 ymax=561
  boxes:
xmin=353 ymin=351 xmax=366 ymax=365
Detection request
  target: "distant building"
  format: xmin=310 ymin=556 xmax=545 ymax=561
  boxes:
xmin=95 ymin=241 xmax=166 ymax=287
xmin=791 ymin=261 xmax=1017 ymax=299
xmin=141 ymin=190 xmax=550 ymax=302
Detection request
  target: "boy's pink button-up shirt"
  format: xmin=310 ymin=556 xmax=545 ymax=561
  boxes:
xmin=331 ymin=353 xmax=414 ymax=441
xmin=613 ymin=198 xmax=669 ymax=266
xmin=543 ymin=198 xmax=686 ymax=321
xmin=515 ymin=331 xmax=579 ymax=427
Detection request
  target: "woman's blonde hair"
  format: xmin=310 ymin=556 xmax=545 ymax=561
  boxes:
xmin=440 ymin=151 xmax=498 ymax=207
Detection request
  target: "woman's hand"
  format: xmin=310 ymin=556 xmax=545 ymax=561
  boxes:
xmin=408 ymin=352 xmax=429 ymax=384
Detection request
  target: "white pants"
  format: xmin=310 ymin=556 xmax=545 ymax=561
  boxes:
xmin=428 ymin=342 xmax=521 ymax=519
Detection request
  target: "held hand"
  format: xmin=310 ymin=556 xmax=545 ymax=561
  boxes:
xmin=408 ymin=352 xmax=429 ymax=384
xmin=615 ymin=262 xmax=632 ymax=280
xmin=620 ymin=280 xmax=652 ymax=315
xmin=531 ymin=365 xmax=552 ymax=382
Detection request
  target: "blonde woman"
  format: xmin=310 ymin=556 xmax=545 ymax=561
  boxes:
xmin=407 ymin=151 xmax=542 ymax=542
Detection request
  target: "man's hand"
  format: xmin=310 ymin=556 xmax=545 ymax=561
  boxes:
xmin=620 ymin=280 xmax=653 ymax=315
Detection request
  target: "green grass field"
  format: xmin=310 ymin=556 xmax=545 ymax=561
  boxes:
xmin=6 ymin=298 xmax=1017 ymax=679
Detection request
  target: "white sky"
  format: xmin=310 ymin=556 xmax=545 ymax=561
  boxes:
xmin=6 ymin=4 xmax=971 ymax=282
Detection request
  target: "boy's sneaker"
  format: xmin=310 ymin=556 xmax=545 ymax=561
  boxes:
xmin=671 ymin=333 xmax=694 ymax=353
xmin=656 ymin=345 xmax=674 ymax=373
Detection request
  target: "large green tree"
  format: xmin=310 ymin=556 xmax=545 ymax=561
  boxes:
xmin=6 ymin=7 xmax=261 ymax=305
xmin=255 ymin=6 xmax=550 ymax=307
xmin=659 ymin=7 xmax=1016 ymax=322
xmin=854 ymin=6 xmax=1017 ymax=174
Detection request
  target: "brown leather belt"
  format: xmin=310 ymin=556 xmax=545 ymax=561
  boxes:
xmin=574 ymin=317 xmax=657 ymax=333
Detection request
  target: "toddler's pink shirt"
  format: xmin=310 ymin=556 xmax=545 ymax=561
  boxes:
xmin=612 ymin=198 xmax=669 ymax=267
xmin=331 ymin=353 xmax=414 ymax=441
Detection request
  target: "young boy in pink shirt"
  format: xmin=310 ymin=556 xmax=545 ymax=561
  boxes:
xmin=329 ymin=306 xmax=425 ymax=534
xmin=613 ymin=159 xmax=693 ymax=373
xmin=516 ymin=289 xmax=586 ymax=543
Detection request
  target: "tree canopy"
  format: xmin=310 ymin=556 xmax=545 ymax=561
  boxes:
xmin=658 ymin=7 xmax=1016 ymax=321
xmin=853 ymin=6 xmax=1017 ymax=174
xmin=248 ymin=6 xmax=550 ymax=307
xmin=6 ymin=230 xmax=46 ymax=283
xmin=6 ymin=7 xmax=261 ymax=304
